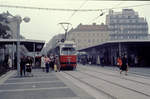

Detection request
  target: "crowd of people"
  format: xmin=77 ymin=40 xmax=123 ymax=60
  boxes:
xmin=41 ymin=54 xmax=61 ymax=73
xmin=19 ymin=54 xmax=61 ymax=77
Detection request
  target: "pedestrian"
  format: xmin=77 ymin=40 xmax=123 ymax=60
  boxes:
xmin=45 ymin=56 xmax=50 ymax=73
xmin=41 ymin=55 xmax=45 ymax=72
xmin=120 ymin=54 xmax=129 ymax=75
xmin=26 ymin=56 xmax=33 ymax=76
xmin=8 ymin=56 xmax=12 ymax=70
xmin=134 ymin=56 xmax=138 ymax=67
xmin=3 ymin=55 xmax=9 ymax=71
xmin=50 ymin=54 xmax=54 ymax=70
xmin=117 ymin=56 xmax=122 ymax=69
xmin=20 ymin=56 xmax=26 ymax=77
xmin=55 ymin=55 xmax=61 ymax=72
xmin=26 ymin=56 xmax=33 ymax=67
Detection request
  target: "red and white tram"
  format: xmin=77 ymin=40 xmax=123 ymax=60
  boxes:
xmin=56 ymin=41 xmax=77 ymax=70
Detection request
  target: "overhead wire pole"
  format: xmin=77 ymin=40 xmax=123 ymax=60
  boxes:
xmin=59 ymin=22 xmax=72 ymax=41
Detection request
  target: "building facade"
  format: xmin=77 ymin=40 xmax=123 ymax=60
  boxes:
xmin=106 ymin=9 xmax=148 ymax=40
xmin=67 ymin=23 xmax=109 ymax=50
xmin=45 ymin=34 xmax=65 ymax=53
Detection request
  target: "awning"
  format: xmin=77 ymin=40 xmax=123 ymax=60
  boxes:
xmin=0 ymin=39 xmax=45 ymax=52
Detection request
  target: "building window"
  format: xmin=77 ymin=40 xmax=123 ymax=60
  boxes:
xmin=93 ymin=39 xmax=95 ymax=42
xmin=128 ymin=16 xmax=131 ymax=19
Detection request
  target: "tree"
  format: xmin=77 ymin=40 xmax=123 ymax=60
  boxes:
xmin=0 ymin=15 xmax=11 ymax=39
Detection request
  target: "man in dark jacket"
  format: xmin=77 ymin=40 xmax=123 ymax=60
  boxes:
xmin=20 ymin=56 xmax=26 ymax=76
xmin=120 ymin=55 xmax=129 ymax=75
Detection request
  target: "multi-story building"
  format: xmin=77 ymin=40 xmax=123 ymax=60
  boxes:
xmin=106 ymin=9 xmax=148 ymax=40
xmin=67 ymin=23 xmax=109 ymax=50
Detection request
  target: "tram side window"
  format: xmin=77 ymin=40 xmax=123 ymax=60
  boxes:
xmin=61 ymin=47 xmax=76 ymax=55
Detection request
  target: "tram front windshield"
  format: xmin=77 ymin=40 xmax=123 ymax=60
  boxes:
xmin=61 ymin=47 xmax=76 ymax=55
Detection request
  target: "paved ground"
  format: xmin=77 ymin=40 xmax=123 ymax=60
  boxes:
xmin=75 ymin=64 xmax=150 ymax=99
xmin=83 ymin=64 xmax=150 ymax=77
xmin=1 ymin=65 xmax=150 ymax=99
xmin=102 ymin=65 xmax=150 ymax=77
xmin=0 ymin=69 xmax=95 ymax=99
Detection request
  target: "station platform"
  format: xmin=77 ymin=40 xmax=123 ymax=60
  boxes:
xmin=0 ymin=69 xmax=95 ymax=99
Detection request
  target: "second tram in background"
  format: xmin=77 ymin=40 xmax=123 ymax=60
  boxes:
xmin=55 ymin=41 xmax=77 ymax=70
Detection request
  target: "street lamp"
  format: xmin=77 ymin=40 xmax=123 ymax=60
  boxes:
xmin=7 ymin=15 xmax=30 ymax=76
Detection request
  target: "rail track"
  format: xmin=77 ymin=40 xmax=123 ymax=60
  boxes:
xmin=61 ymin=67 xmax=150 ymax=99
xmin=79 ymin=66 xmax=150 ymax=87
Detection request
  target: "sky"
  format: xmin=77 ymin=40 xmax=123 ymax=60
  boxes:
xmin=0 ymin=0 xmax=150 ymax=43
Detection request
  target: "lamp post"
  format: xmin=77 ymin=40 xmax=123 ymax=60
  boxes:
xmin=7 ymin=15 xmax=30 ymax=76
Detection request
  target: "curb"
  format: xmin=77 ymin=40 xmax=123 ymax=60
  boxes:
xmin=0 ymin=70 xmax=16 ymax=85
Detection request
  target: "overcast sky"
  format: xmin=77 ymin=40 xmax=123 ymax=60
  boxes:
xmin=0 ymin=0 xmax=150 ymax=42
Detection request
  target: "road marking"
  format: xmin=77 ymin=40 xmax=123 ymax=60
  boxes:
xmin=8 ymin=76 xmax=57 ymax=80
xmin=0 ymin=86 xmax=69 ymax=92
xmin=0 ymin=71 xmax=16 ymax=85
xmin=1 ymin=80 xmax=61 ymax=85
xmin=32 ymin=85 xmax=36 ymax=88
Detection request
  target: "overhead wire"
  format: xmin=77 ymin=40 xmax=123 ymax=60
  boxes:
xmin=67 ymin=0 xmax=88 ymax=21
xmin=88 ymin=1 xmax=125 ymax=24
xmin=0 ymin=3 xmax=150 ymax=12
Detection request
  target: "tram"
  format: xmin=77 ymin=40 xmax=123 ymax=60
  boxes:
xmin=55 ymin=41 xmax=77 ymax=70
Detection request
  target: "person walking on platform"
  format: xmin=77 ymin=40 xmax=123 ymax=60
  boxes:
xmin=50 ymin=54 xmax=55 ymax=70
xmin=41 ymin=55 xmax=45 ymax=72
xmin=20 ymin=56 xmax=26 ymax=77
xmin=120 ymin=54 xmax=129 ymax=75
xmin=8 ymin=56 xmax=12 ymax=70
xmin=26 ymin=56 xmax=33 ymax=76
xmin=55 ymin=55 xmax=61 ymax=72
xmin=45 ymin=56 xmax=50 ymax=73
xmin=117 ymin=56 xmax=122 ymax=69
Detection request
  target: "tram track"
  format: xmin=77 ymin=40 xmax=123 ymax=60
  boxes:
xmin=81 ymin=64 xmax=150 ymax=79
xmin=77 ymin=69 xmax=150 ymax=98
xmin=62 ymin=71 xmax=117 ymax=99
xmin=79 ymin=66 xmax=150 ymax=87
xmin=98 ymin=66 xmax=150 ymax=79
xmin=62 ymin=69 xmax=150 ymax=99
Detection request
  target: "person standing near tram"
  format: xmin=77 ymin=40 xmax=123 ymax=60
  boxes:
xmin=55 ymin=55 xmax=61 ymax=72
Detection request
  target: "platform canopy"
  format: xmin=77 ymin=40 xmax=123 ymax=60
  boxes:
xmin=0 ymin=38 xmax=45 ymax=52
